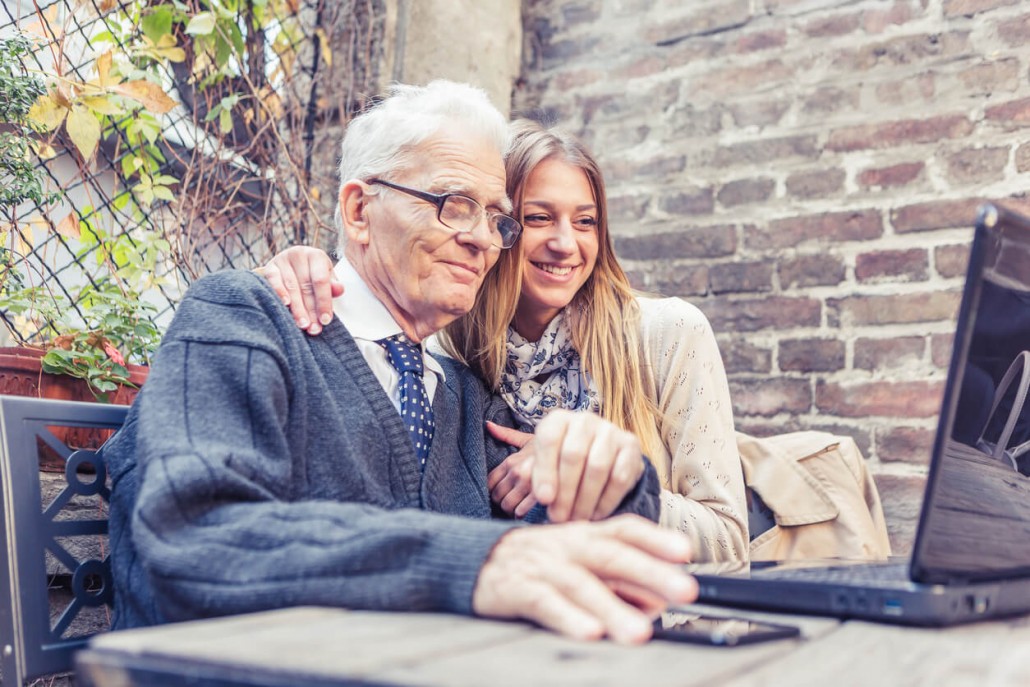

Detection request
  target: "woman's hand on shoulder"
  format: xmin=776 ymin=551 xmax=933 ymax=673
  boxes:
xmin=486 ymin=422 xmax=538 ymax=518
xmin=255 ymin=246 xmax=341 ymax=335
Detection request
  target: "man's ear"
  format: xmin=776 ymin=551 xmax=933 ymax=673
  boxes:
xmin=339 ymin=180 xmax=372 ymax=246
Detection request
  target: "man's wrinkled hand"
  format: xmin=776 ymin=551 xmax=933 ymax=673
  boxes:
xmin=472 ymin=515 xmax=697 ymax=644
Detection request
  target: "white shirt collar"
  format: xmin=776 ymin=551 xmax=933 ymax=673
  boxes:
xmin=332 ymin=256 xmax=445 ymax=379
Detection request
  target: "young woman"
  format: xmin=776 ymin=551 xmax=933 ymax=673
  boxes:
xmin=262 ymin=120 xmax=749 ymax=562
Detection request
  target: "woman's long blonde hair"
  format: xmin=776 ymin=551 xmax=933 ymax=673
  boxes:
xmin=440 ymin=120 xmax=663 ymax=459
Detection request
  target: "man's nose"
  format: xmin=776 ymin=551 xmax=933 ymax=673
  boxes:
xmin=455 ymin=214 xmax=495 ymax=251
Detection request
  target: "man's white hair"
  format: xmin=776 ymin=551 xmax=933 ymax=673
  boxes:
xmin=334 ymin=80 xmax=510 ymax=241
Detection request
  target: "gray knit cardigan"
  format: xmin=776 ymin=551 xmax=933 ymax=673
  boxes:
xmin=104 ymin=270 xmax=660 ymax=629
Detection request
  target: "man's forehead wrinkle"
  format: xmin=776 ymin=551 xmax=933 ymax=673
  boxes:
xmin=431 ymin=173 xmax=508 ymax=209
xmin=422 ymin=162 xmax=510 ymax=213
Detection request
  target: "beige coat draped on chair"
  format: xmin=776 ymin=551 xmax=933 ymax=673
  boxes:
xmin=737 ymin=431 xmax=892 ymax=562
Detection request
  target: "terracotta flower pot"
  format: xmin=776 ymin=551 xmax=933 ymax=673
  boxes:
xmin=0 ymin=346 xmax=149 ymax=471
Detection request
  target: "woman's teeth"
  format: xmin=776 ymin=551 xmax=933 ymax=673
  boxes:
xmin=536 ymin=263 xmax=573 ymax=276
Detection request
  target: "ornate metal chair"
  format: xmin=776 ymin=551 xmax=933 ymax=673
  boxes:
xmin=0 ymin=395 xmax=127 ymax=685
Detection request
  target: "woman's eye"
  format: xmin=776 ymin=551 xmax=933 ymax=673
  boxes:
xmin=524 ymin=214 xmax=551 ymax=224
xmin=575 ymin=217 xmax=598 ymax=229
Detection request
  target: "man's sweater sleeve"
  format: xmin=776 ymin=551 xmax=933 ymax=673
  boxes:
xmin=127 ymin=275 xmax=516 ymax=623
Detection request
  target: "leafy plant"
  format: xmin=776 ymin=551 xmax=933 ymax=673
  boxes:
xmin=25 ymin=281 xmax=160 ymax=396
xmin=0 ymin=210 xmax=166 ymax=397
xmin=1 ymin=0 xmax=374 ymax=397
xmin=0 ymin=35 xmax=55 ymax=210
xmin=0 ymin=10 xmax=191 ymax=398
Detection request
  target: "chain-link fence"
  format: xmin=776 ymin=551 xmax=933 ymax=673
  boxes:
xmin=0 ymin=0 xmax=384 ymax=364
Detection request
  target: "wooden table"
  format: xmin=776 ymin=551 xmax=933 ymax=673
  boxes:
xmin=74 ymin=605 xmax=1030 ymax=687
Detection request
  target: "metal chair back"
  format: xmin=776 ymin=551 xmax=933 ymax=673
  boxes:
xmin=0 ymin=395 xmax=127 ymax=685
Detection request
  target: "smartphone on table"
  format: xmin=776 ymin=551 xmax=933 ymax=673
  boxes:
xmin=652 ymin=611 xmax=801 ymax=647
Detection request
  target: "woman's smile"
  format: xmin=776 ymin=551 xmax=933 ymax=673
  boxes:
xmin=531 ymin=262 xmax=579 ymax=278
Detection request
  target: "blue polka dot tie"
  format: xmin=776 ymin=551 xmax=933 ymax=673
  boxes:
xmin=378 ymin=335 xmax=435 ymax=470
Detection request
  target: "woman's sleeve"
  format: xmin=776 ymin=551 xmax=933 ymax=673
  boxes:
xmin=640 ymin=298 xmax=749 ymax=561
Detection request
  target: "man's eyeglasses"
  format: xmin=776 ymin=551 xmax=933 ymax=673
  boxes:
xmin=369 ymin=179 xmax=522 ymax=249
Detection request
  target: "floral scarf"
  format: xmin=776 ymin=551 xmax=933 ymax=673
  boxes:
xmin=499 ymin=310 xmax=601 ymax=426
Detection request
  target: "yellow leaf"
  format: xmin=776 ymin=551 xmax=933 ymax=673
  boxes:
xmin=66 ymin=104 xmax=101 ymax=160
xmin=261 ymin=89 xmax=283 ymax=119
xmin=96 ymin=51 xmax=114 ymax=88
xmin=156 ymin=34 xmax=186 ymax=63
xmin=98 ymin=0 xmax=117 ymax=11
xmin=27 ymin=93 xmax=68 ymax=132
xmin=80 ymin=95 xmax=123 ymax=115
xmin=31 ymin=141 xmax=58 ymax=160
xmin=112 ymin=80 xmax=177 ymax=114
xmin=137 ymin=35 xmax=187 ymax=64
xmin=15 ymin=230 xmax=32 ymax=259
xmin=17 ymin=216 xmax=49 ymax=255
xmin=315 ymin=28 xmax=332 ymax=67
xmin=54 ymin=212 xmax=80 ymax=240
xmin=53 ymin=84 xmax=73 ymax=109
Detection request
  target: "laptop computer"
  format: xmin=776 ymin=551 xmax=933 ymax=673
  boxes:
xmin=690 ymin=202 xmax=1030 ymax=626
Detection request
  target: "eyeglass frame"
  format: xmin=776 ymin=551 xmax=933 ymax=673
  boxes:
xmin=368 ymin=178 xmax=522 ymax=249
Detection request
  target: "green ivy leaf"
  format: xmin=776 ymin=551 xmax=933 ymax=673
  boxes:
xmin=141 ymin=5 xmax=174 ymax=44
xmin=219 ymin=107 xmax=232 ymax=134
xmin=214 ymin=32 xmax=232 ymax=69
xmin=229 ymin=22 xmax=245 ymax=56
xmin=152 ymin=186 xmax=175 ymax=202
xmin=185 ymin=12 xmax=217 ymax=36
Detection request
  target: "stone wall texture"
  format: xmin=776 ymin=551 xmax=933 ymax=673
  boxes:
xmin=395 ymin=0 xmax=523 ymax=116
xmin=513 ymin=0 xmax=1030 ymax=551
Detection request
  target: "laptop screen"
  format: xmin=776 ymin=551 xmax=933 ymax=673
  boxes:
xmin=913 ymin=204 xmax=1030 ymax=582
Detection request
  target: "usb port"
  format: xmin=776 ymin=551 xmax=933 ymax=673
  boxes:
xmin=966 ymin=595 xmax=990 ymax=614
xmin=881 ymin=599 xmax=903 ymax=616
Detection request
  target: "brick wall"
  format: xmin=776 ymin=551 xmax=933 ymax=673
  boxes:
xmin=514 ymin=0 xmax=1030 ymax=552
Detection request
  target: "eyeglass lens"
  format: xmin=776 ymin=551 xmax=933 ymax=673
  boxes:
xmin=440 ymin=196 xmax=519 ymax=248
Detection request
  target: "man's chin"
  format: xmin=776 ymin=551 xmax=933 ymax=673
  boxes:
xmin=439 ymin=283 xmax=479 ymax=310
xmin=416 ymin=292 xmax=477 ymax=330
xmin=442 ymin=297 xmax=476 ymax=318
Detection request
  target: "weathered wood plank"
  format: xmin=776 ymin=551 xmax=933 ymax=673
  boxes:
xmin=373 ymin=605 xmax=840 ymax=687
xmin=80 ymin=606 xmax=840 ymax=687
xmin=83 ymin=607 xmax=533 ymax=682
xmin=78 ymin=606 xmax=1030 ymax=687
xmin=721 ymin=615 xmax=1030 ymax=687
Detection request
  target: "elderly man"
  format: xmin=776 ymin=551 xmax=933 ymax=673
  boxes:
xmin=104 ymin=80 xmax=696 ymax=644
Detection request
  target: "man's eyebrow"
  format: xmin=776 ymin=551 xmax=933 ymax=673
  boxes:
xmin=436 ymin=181 xmax=512 ymax=215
